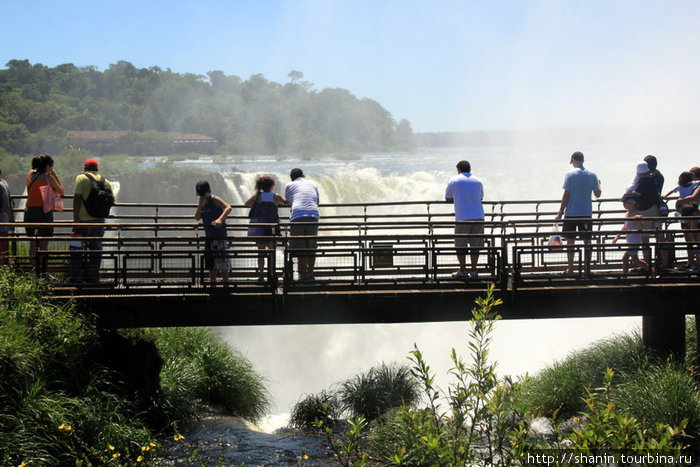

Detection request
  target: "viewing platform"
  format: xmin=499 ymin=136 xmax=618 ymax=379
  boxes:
xmin=2 ymin=196 xmax=697 ymax=358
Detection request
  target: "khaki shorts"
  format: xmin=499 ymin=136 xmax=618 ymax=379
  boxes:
xmin=637 ymin=204 xmax=661 ymax=230
xmin=455 ymin=222 xmax=484 ymax=248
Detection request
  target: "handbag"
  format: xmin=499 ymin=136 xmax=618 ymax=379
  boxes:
xmin=547 ymin=224 xmax=562 ymax=246
xmin=40 ymin=183 xmax=64 ymax=213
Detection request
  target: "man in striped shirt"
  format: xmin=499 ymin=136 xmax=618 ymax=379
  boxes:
xmin=285 ymin=168 xmax=320 ymax=281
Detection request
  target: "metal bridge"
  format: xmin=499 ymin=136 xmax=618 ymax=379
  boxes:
xmin=3 ymin=197 xmax=698 ymax=357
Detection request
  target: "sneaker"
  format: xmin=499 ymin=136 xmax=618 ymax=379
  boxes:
xmin=690 ymin=265 xmax=699 ymax=273
xmin=469 ymin=271 xmax=479 ymax=280
xmin=452 ymin=269 xmax=469 ymax=280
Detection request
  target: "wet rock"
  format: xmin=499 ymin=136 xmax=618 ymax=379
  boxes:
xmin=528 ymin=416 xmax=555 ymax=441
xmin=158 ymin=416 xmax=336 ymax=466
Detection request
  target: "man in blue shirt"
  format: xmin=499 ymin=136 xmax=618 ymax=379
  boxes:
xmin=554 ymin=152 xmax=602 ymax=275
xmin=445 ymin=160 xmax=485 ymax=279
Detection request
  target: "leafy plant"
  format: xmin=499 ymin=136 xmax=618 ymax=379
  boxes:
xmin=339 ymin=362 xmax=420 ymax=422
xmin=565 ymin=368 xmax=688 ymax=452
xmin=290 ymin=390 xmax=342 ymax=428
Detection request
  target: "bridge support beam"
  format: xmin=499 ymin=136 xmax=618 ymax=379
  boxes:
xmin=642 ymin=314 xmax=685 ymax=361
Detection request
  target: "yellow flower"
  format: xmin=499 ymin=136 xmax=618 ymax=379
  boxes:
xmin=58 ymin=424 xmax=73 ymax=432
xmin=173 ymin=433 xmax=185 ymax=441
xmin=137 ymin=456 xmax=144 ymax=462
xmin=299 ymin=454 xmax=309 ymax=460
xmin=106 ymin=444 xmax=115 ymax=451
xmin=149 ymin=442 xmax=156 ymax=447
xmin=112 ymin=453 xmax=120 ymax=459
xmin=18 ymin=462 xmax=27 ymax=467
xmin=141 ymin=445 xmax=150 ymax=452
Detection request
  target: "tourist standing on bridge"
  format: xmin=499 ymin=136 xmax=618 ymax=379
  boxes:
xmin=195 ymin=180 xmax=232 ymax=285
xmin=25 ymin=154 xmax=64 ymax=277
xmin=245 ymin=175 xmax=288 ymax=283
xmin=445 ymin=160 xmax=484 ymax=280
xmin=0 ymin=168 xmax=14 ymax=266
xmin=70 ymin=159 xmax=114 ymax=284
xmin=612 ymin=191 xmax=649 ymax=276
xmin=554 ymin=151 xmax=602 ymax=276
xmin=285 ymin=168 xmax=319 ymax=282
xmin=631 ymin=159 xmax=669 ymax=270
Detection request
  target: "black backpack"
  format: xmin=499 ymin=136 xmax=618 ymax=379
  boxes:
xmin=83 ymin=173 xmax=115 ymax=218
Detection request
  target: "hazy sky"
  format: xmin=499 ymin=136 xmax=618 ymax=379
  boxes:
xmin=2 ymin=0 xmax=700 ymax=132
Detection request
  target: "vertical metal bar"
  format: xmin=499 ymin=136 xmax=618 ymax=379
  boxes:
xmin=269 ymin=246 xmax=277 ymax=292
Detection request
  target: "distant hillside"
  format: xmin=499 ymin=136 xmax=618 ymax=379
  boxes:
xmin=0 ymin=59 xmax=414 ymax=159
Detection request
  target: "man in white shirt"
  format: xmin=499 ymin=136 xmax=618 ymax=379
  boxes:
xmin=284 ymin=168 xmax=320 ymax=281
xmin=445 ymin=160 xmax=484 ymax=280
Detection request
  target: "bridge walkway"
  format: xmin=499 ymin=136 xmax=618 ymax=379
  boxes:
xmin=1 ymin=197 xmax=697 ymax=346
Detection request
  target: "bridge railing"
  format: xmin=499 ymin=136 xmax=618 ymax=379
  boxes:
xmin=0 ymin=224 xmax=696 ymax=295
xmin=10 ymin=196 xmax=629 ymax=229
xmin=2 ymin=197 xmax=698 ymax=294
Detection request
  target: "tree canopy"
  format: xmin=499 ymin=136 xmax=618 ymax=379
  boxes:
xmin=0 ymin=59 xmax=414 ymax=159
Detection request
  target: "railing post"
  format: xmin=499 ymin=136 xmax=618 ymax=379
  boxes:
xmin=358 ymin=223 xmax=363 ymax=286
xmin=154 ymin=206 xmax=159 ymax=238
xmin=116 ymin=225 xmax=122 ymax=287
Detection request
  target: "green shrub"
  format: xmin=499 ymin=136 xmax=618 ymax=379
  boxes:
xmin=146 ymin=327 xmax=271 ymax=423
xmin=339 ymin=362 xmax=420 ymax=422
xmin=289 ymin=390 xmax=342 ymax=428
xmin=610 ymin=363 xmax=700 ymax=440
xmin=518 ymin=332 xmax=651 ymax=418
xmin=0 ymin=268 xmax=155 ymax=466
xmin=565 ymin=368 xmax=688 ymax=453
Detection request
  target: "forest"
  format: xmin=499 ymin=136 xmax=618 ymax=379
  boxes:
xmin=0 ymin=59 xmax=414 ymax=166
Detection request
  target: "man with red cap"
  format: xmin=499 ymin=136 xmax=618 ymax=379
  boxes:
xmin=69 ymin=158 xmax=114 ymax=283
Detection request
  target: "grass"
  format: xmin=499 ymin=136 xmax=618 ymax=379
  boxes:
xmin=518 ymin=326 xmax=700 ymax=450
xmin=289 ymin=390 xmax=342 ymax=428
xmin=517 ymin=331 xmax=651 ymax=418
xmin=0 ymin=267 xmax=272 ymax=464
xmin=338 ymin=362 xmax=421 ymax=422
xmin=610 ymin=362 xmax=700 ymax=440
xmin=145 ymin=327 xmax=271 ymax=423
xmin=288 ymin=362 xmax=421 ymax=431
xmin=0 ymin=267 xmax=154 ymax=465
